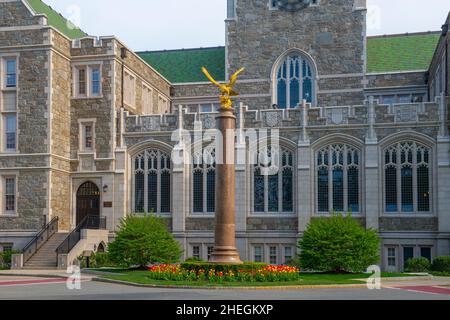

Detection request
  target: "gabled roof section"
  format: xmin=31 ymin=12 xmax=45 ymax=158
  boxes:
xmin=367 ymin=32 xmax=441 ymax=73
xmin=26 ymin=0 xmax=87 ymax=39
xmin=137 ymin=32 xmax=441 ymax=83
xmin=137 ymin=47 xmax=225 ymax=84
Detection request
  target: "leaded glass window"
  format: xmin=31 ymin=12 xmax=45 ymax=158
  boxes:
xmin=253 ymin=147 xmax=294 ymax=214
xmin=275 ymin=55 xmax=314 ymax=109
xmin=133 ymin=149 xmax=171 ymax=214
xmin=384 ymin=142 xmax=431 ymax=213
xmin=192 ymin=148 xmax=216 ymax=214
xmin=316 ymin=144 xmax=360 ymax=213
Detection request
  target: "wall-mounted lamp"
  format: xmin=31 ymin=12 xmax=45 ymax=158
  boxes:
xmin=103 ymin=185 xmax=108 ymax=193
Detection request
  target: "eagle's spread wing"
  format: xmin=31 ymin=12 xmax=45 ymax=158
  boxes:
xmin=228 ymin=68 xmax=245 ymax=86
xmin=202 ymin=67 xmax=224 ymax=90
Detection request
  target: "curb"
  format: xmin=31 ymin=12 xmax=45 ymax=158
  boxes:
xmin=93 ymin=277 xmax=369 ymax=290
xmin=0 ymin=272 xmax=69 ymax=279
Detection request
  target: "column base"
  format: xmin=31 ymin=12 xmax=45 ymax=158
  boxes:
xmin=209 ymin=246 xmax=243 ymax=264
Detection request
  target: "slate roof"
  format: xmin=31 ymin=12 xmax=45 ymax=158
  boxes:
xmin=137 ymin=32 xmax=441 ymax=83
xmin=26 ymin=0 xmax=87 ymax=39
xmin=366 ymin=32 xmax=441 ymax=73
xmin=137 ymin=47 xmax=226 ymax=84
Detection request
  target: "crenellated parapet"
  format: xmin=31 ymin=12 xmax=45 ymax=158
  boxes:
xmin=71 ymin=36 xmax=115 ymax=56
xmin=123 ymin=99 xmax=444 ymax=134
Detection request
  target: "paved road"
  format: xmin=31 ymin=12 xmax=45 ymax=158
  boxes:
xmin=1 ymin=276 xmax=450 ymax=300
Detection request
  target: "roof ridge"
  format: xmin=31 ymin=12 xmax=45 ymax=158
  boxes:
xmin=368 ymin=31 xmax=441 ymax=39
xmin=137 ymin=46 xmax=225 ymax=54
xmin=26 ymin=0 xmax=87 ymax=39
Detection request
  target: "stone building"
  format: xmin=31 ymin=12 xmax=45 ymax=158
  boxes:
xmin=0 ymin=0 xmax=449 ymax=272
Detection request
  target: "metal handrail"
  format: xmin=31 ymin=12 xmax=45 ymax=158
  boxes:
xmin=56 ymin=215 xmax=106 ymax=255
xmin=22 ymin=216 xmax=59 ymax=263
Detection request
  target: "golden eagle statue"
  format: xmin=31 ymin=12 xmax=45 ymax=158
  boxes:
xmin=201 ymin=66 xmax=245 ymax=109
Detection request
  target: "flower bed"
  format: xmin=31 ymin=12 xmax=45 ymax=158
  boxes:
xmin=148 ymin=264 xmax=300 ymax=283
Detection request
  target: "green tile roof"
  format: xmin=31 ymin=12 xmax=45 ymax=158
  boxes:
xmin=138 ymin=33 xmax=441 ymax=83
xmin=367 ymin=32 xmax=441 ymax=73
xmin=138 ymin=47 xmax=226 ymax=84
xmin=26 ymin=0 xmax=87 ymax=39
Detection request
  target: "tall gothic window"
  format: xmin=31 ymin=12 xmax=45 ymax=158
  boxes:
xmin=253 ymin=147 xmax=294 ymax=213
xmin=275 ymin=54 xmax=314 ymax=109
xmin=384 ymin=142 xmax=431 ymax=213
xmin=133 ymin=149 xmax=171 ymax=214
xmin=193 ymin=148 xmax=216 ymax=214
xmin=317 ymin=144 xmax=360 ymax=213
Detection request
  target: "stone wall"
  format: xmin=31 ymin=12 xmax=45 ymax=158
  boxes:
xmin=112 ymin=39 xmax=171 ymax=115
xmin=379 ymin=217 xmax=439 ymax=232
xmin=0 ymin=171 xmax=48 ymax=231
xmin=366 ymin=71 xmax=427 ymax=88
xmin=70 ymin=60 xmax=114 ymax=159
xmin=0 ymin=1 xmax=42 ymax=27
xmin=51 ymin=42 xmax=71 ymax=159
xmin=224 ymin=0 xmax=366 ymax=108
xmin=50 ymin=171 xmax=71 ymax=231
xmin=18 ymin=49 xmax=49 ymax=154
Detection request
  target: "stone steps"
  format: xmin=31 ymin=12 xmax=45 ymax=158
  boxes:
xmin=24 ymin=233 xmax=69 ymax=269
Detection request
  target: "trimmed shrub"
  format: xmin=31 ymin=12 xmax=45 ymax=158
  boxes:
xmin=108 ymin=214 xmax=182 ymax=268
xmin=180 ymin=262 xmax=268 ymax=274
xmin=184 ymin=257 xmax=205 ymax=263
xmin=78 ymin=252 xmax=122 ymax=269
xmin=431 ymin=256 xmax=450 ymax=273
xmin=298 ymin=213 xmax=380 ymax=273
xmin=0 ymin=250 xmax=20 ymax=270
xmin=404 ymin=257 xmax=431 ymax=273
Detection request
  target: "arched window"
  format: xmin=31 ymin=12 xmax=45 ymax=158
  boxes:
xmin=133 ymin=149 xmax=171 ymax=214
xmin=384 ymin=142 xmax=431 ymax=213
xmin=193 ymin=148 xmax=216 ymax=214
xmin=316 ymin=144 xmax=360 ymax=213
xmin=275 ymin=54 xmax=315 ymax=109
xmin=253 ymin=146 xmax=294 ymax=213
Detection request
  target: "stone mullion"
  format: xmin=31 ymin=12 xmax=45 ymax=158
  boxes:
xmin=328 ymin=147 xmax=333 ymax=213
xmin=343 ymin=147 xmax=349 ymax=213
xmin=286 ymin=58 xmax=291 ymax=109
xmin=396 ymin=145 xmax=402 ymax=213
xmin=157 ymin=152 xmax=161 ymax=215
xmin=264 ymin=173 xmax=269 ymax=213
xmin=203 ymin=164 xmax=207 ymax=214
xmin=412 ymin=144 xmax=418 ymax=213
xmin=299 ymin=57 xmax=304 ymax=106
xmin=278 ymin=161 xmax=283 ymax=213
xmin=144 ymin=155 xmax=148 ymax=213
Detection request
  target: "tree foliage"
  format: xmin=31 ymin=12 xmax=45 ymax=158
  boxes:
xmin=108 ymin=214 xmax=182 ymax=268
xmin=298 ymin=214 xmax=380 ymax=273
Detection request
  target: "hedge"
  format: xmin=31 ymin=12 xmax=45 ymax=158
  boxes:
xmin=431 ymin=256 xmax=450 ymax=273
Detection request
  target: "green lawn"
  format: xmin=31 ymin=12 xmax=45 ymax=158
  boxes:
xmin=99 ymin=270 xmax=414 ymax=287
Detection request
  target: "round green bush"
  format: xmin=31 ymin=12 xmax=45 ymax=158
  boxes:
xmin=298 ymin=214 xmax=380 ymax=273
xmin=108 ymin=214 xmax=182 ymax=268
xmin=404 ymin=257 xmax=430 ymax=273
xmin=431 ymin=256 xmax=450 ymax=273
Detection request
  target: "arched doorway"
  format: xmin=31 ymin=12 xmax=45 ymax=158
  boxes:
xmin=76 ymin=181 xmax=100 ymax=225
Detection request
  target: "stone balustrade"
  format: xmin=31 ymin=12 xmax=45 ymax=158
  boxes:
xmin=124 ymin=98 xmax=445 ymax=134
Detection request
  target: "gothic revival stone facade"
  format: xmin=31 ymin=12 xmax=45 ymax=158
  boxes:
xmin=0 ymin=0 xmax=449 ymax=271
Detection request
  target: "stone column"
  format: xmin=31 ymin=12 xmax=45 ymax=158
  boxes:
xmin=210 ymin=107 xmax=243 ymax=264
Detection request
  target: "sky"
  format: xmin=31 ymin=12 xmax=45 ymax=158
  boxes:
xmin=44 ymin=0 xmax=449 ymax=52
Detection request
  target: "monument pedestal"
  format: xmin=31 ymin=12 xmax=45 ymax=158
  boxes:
xmin=210 ymin=107 xmax=242 ymax=264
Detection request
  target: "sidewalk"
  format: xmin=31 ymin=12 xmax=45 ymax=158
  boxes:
xmin=0 ymin=269 xmax=94 ymax=280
